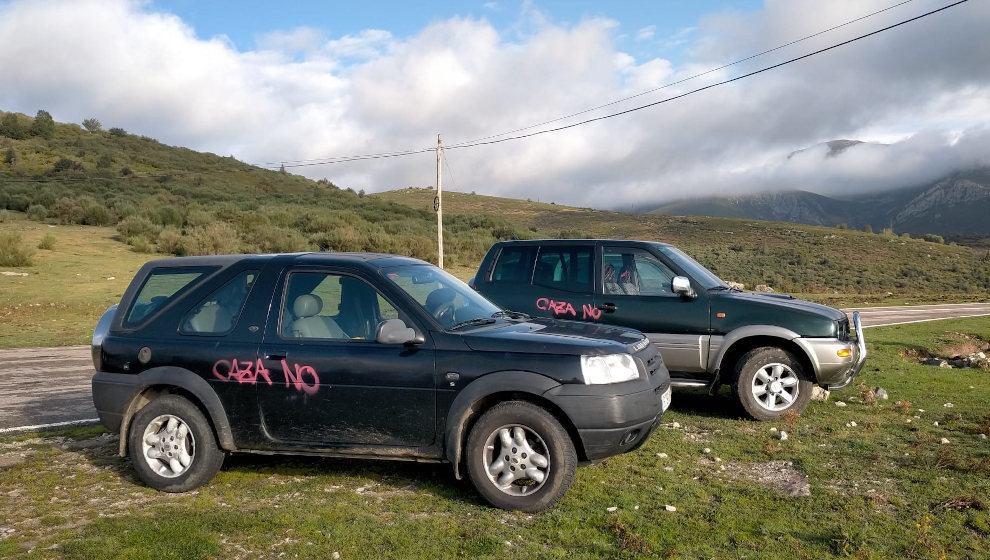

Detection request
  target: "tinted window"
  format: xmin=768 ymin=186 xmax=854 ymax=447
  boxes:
xmin=124 ymin=267 xmax=215 ymax=327
xmin=491 ymin=246 xmax=537 ymax=284
xmin=280 ymin=272 xmax=400 ymax=341
xmin=603 ymin=248 xmax=676 ymax=296
xmin=180 ymin=271 xmax=257 ymax=335
xmin=385 ymin=264 xmax=500 ymax=329
xmin=534 ymin=246 xmax=592 ymax=293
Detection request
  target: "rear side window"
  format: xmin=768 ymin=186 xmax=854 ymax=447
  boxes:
xmin=533 ymin=246 xmax=592 ymax=293
xmin=491 ymin=246 xmax=537 ymax=284
xmin=124 ymin=267 xmax=215 ymax=327
xmin=180 ymin=271 xmax=258 ymax=335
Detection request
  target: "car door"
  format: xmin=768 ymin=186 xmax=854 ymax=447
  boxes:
xmin=517 ymin=244 xmax=599 ymax=320
xmin=594 ymin=245 xmax=712 ymax=374
xmin=256 ymin=268 xmax=436 ymax=448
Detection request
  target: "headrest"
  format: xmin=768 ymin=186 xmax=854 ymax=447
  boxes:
xmin=293 ymin=294 xmax=323 ymax=318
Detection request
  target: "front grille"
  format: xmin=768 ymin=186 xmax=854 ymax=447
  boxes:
xmin=634 ymin=343 xmax=663 ymax=377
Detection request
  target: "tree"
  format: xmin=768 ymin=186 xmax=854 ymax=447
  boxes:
xmin=82 ymin=118 xmax=102 ymax=132
xmin=3 ymin=147 xmax=15 ymax=165
xmin=0 ymin=113 xmax=25 ymax=139
xmin=29 ymin=110 xmax=56 ymax=139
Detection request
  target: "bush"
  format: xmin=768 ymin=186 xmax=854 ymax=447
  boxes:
xmin=84 ymin=204 xmax=113 ymax=226
xmin=117 ymin=215 xmax=161 ymax=239
xmin=38 ymin=233 xmax=57 ymax=250
xmin=185 ymin=223 xmax=242 ymax=255
xmin=26 ymin=204 xmax=48 ymax=222
xmin=156 ymin=227 xmax=185 ymax=255
xmin=0 ymin=232 xmax=34 ymax=266
xmin=923 ymin=233 xmax=945 ymax=244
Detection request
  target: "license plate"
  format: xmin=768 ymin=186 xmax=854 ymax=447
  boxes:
xmin=660 ymin=386 xmax=672 ymax=412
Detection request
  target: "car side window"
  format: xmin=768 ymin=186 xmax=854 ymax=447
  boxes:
xmin=603 ymin=248 xmax=676 ymax=296
xmin=491 ymin=246 xmax=537 ymax=284
xmin=124 ymin=267 xmax=215 ymax=327
xmin=532 ymin=246 xmax=592 ymax=293
xmin=281 ymin=272 xmax=400 ymax=341
xmin=180 ymin=271 xmax=257 ymax=335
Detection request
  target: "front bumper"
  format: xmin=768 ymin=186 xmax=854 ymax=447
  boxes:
xmin=543 ymin=365 xmax=671 ymax=462
xmin=796 ymin=312 xmax=867 ymax=390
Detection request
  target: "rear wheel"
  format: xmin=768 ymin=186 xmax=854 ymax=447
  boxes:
xmin=465 ymin=401 xmax=576 ymax=512
xmin=128 ymin=395 xmax=224 ymax=492
xmin=732 ymin=347 xmax=812 ymax=421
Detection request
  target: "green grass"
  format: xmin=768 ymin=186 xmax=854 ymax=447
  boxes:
xmin=0 ymin=213 xmax=152 ymax=347
xmin=1 ymin=317 xmax=988 ymax=558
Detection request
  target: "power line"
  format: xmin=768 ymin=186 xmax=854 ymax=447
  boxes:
xmin=255 ymin=0 xmax=942 ymax=170
xmin=445 ymin=0 xmax=968 ymax=151
xmin=448 ymin=0 xmax=918 ymax=146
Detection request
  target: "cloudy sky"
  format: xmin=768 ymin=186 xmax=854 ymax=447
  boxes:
xmin=1 ymin=0 xmax=988 ymax=209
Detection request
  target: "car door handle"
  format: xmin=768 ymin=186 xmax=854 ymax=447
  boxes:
xmin=265 ymin=353 xmax=286 ymax=361
xmin=597 ymin=303 xmax=617 ymax=313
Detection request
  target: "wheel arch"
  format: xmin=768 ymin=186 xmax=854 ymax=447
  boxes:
xmin=713 ymin=329 xmax=817 ymax=385
xmin=117 ymin=366 xmax=236 ymax=457
xmin=443 ymin=371 xmax=584 ymax=480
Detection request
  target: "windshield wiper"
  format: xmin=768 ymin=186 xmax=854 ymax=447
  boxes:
xmin=492 ymin=310 xmax=530 ymax=320
xmin=449 ymin=317 xmax=497 ymax=330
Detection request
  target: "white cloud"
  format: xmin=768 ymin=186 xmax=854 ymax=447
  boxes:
xmin=635 ymin=25 xmax=655 ymax=41
xmin=0 ymin=0 xmax=988 ymax=210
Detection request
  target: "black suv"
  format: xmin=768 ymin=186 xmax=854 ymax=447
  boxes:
xmin=472 ymin=239 xmax=865 ymax=421
xmin=91 ymin=252 xmax=671 ymax=512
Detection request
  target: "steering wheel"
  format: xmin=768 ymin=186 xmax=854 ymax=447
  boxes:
xmin=432 ymin=301 xmax=456 ymax=326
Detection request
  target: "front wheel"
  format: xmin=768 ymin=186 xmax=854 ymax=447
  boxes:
xmin=732 ymin=347 xmax=812 ymax=421
xmin=128 ymin=395 xmax=224 ymax=492
xmin=465 ymin=401 xmax=577 ymax=512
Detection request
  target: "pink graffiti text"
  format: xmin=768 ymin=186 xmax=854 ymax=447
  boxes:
xmin=213 ymin=358 xmax=320 ymax=395
xmin=535 ymin=297 xmax=602 ymax=321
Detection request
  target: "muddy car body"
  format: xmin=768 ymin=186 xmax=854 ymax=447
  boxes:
xmin=91 ymin=252 xmax=671 ymax=512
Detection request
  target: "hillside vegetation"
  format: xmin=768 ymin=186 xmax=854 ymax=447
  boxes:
xmin=2 ymin=108 xmax=988 ymax=332
xmin=375 ymin=188 xmax=990 ymax=304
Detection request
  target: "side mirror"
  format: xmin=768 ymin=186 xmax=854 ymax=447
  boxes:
xmin=672 ymin=276 xmax=697 ymax=299
xmin=376 ymin=319 xmax=424 ymax=345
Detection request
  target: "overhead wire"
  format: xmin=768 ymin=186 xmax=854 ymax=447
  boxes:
xmin=254 ymin=0 xmax=945 ymax=169
xmin=445 ymin=0 xmax=968 ymax=151
xmin=447 ymin=0 xmax=919 ymax=146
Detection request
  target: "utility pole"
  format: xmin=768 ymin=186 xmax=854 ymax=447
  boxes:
xmin=436 ymin=134 xmax=444 ymax=269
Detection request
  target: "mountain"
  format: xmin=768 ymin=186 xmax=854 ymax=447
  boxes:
xmin=649 ymin=167 xmax=990 ymax=239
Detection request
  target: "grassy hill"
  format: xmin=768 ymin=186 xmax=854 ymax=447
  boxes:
xmin=375 ymin=188 xmax=990 ymax=306
xmin=2 ymin=110 xmax=989 ymax=347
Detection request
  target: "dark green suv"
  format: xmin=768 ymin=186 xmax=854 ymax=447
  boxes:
xmin=473 ymin=239 xmax=865 ymax=420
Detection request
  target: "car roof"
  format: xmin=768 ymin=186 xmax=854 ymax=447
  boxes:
xmin=494 ymin=239 xmax=676 ymax=249
xmin=140 ymin=252 xmax=430 ymax=270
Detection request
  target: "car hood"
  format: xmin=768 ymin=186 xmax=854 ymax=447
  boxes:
xmin=717 ymin=291 xmax=846 ymax=321
xmin=460 ymin=318 xmax=648 ymax=355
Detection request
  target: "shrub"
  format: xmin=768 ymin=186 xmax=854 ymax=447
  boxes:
xmin=117 ymin=215 xmax=161 ymax=239
xmin=38 ymin=233 xmax=57 ymax=250
xmin=185 ymin=223 xmax=242 ymax=255
xmin=127 ymin=235 xmax=155 ymax=253
xmin=0 ymin=209 xmax=8 ymax=223
xmin=0 ymin=232 xmax=34 ymax=266
xmin=26 ymin=204 xmax=48 ymax=221
xmin=923 ymin=233 xmax=945 ymax=244
xmin=84 ymin=204 xmax=113 ymax=226
xmin=156 ymin=227 xmax=185 ymax=255
xmin=109 ymin=127 xmax=127 ymax=137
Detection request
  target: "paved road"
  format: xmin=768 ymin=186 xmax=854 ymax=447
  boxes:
xmin=1 ymin=303 xmax=988 ymax=433
xmin=844 ymin=302 xmax=990 ymax=329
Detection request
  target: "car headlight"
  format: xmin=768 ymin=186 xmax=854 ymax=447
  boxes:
xmin=580 ymin=353 xmax=640 ymax=384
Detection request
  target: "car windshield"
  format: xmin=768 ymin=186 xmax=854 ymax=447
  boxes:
xmin=383 ymin=264 xmax=502 ymax=329
xmin=659 ymin=246 xmax=729 ymax=290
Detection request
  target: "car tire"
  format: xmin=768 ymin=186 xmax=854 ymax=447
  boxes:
xmin=732 ymin=347 xmax=812 ymax=421
xmin=128 ymin=394 xmax=224 ymax=492
xmin=465 ymin=401 xmax=577 ymax=513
